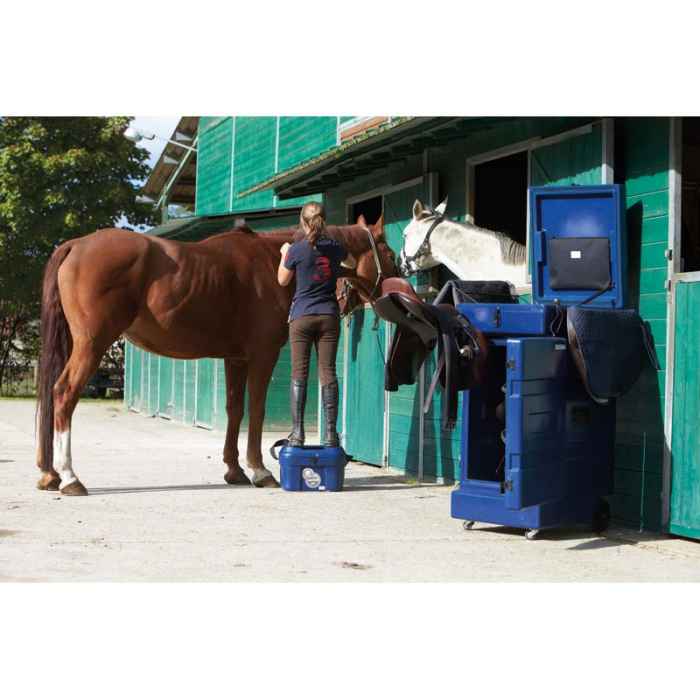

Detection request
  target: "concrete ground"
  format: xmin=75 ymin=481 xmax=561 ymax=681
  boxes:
xmin=1 ymin=398 xmax=699 ymax=582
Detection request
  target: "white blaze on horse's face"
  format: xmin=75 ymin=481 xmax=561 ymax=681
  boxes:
xmin=399 ymin=198 xmax=445 ymax=276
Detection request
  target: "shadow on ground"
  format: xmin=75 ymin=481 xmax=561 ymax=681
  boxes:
xmin=343 ymin=474 xmax=431 ymax=492
xmin=89 ymin=483 xmax=243 ymax=495
xmin=461 ymin=523 xmax=669 ymax=550
xmin=88 ymin=474 xmax=433 ymax=495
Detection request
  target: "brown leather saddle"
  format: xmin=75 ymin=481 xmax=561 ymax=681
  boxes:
xmin=374 ymin=278 xmax=489 ymax=430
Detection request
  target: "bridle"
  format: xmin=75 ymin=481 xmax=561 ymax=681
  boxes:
xmin=337 ymin=225 xmax=387 ymax=318
xmin=400 ymin=210 xmax=446 ymax=276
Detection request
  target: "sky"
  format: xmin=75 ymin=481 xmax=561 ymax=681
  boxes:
xmin=130 ymin=116 xmax=182 ymax=171
xmin=122 ymin=116 xmax=182 ymax=229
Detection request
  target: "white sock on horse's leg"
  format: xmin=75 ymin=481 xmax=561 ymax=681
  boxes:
xmin=54 ymin=429 xmax=77 ymax=487
xmin=251 ymin=466 xmax=273 ymax=484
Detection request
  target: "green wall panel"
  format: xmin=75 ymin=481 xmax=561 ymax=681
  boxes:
xmin=278 ymin=117 xmax=337 ymax=171
xmin=345 ymin=308 xmax=385 ymax=465
xmin=196 ymin=358 xmax=214 ymax=427
xmin=124 ymin=339 xmax=319 ymax=435
xmin=127 ymin=342 xmax=143 ymax=411
xmin=195 ymin=117 xmax=233 ymax=216
xmin=147 ymin=353 xmax=158 ymax=416
xmin=196 ymin=116 xmax=337 ymax=217
xmin=231 ymin=117 xmax=276 ymax=213
xmin=174 ymin=359 xmax=185 ymax=423
xmin=530 ymin=123 xmax=602 ymax=186
xmin=276 ymin=116 xmax=336 ymax=211
xmin=214 ymin=359 xmax=227 ymax=432
xmin=613 ymin=117 xmax=669 ymax=532
xmin=158 ymin=357 xmax=174 ymax=417
xmin=184 ymin=359 xmax=196 ymax=425
xmin=124 ymin=342 xmax=132 ymax=407
xmin=670 ymin=281 xmax=700 ymax=539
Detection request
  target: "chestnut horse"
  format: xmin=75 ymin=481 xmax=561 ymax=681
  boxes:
xmin=36 ymin=216 xmax=396 ymax=496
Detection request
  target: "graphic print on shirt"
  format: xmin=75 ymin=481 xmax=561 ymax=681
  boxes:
xmin=312 ymin=255 xmax=332 ymax=282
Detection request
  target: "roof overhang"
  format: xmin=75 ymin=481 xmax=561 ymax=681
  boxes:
xmin=237 ymin=116 xmax=519 ymax=200
xmin=142 ymin=116 xmax=199 ymax=207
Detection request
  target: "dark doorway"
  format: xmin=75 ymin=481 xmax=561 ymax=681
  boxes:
xmin=350 ymin=195 xmax=383 ymax=226
xmin=681 ymin=118 xmax=700 ymax=272
xmin=474 ymin=151 xmax=528 ymax=244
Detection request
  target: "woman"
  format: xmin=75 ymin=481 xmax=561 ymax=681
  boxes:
xmin=278 ymin=201 xmax=354 ymax=447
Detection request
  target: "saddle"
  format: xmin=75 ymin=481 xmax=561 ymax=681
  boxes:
xmin=375 ymin=278 xmax=490 ymax=431
xmin=434 ymin=279 xmax=517 ymax=306
xmin=567 ymin=306 xmax=660 ymax=404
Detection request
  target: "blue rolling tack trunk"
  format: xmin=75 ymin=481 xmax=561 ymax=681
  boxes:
xmin=451 ymin=185 xmax=625 ymax=539
xmin=275 ymin=444 xmax=349 ymax=492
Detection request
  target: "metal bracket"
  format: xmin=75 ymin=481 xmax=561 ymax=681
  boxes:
xmin=665 ymin=248 xmax=673 ymax=261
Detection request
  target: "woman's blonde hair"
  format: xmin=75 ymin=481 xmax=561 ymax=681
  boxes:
xmin=300 ymin=201 xmax=326 ymax=246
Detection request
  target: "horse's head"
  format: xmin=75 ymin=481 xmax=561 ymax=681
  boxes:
xmin=398 ymin=197 xmax=448 ymax=277
xmin=336 ymin=214 xmax=399 ymax=317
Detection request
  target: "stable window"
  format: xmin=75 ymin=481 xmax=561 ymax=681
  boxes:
xmin=466 ymin=121 xmax=611 ymax=291
xmin=350 ymin=195 xmax=383 ymax=226
xmin=473 ymin=150 xmax=528 ymax=245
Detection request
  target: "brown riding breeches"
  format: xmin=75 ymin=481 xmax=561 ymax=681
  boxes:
xmin=289 ymin=314 xmax=340 ymax=385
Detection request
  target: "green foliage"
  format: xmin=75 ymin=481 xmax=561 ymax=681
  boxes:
xmin=0 ymin=116 xmax=157 ymax=390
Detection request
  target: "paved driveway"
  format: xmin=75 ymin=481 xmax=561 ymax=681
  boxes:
xmin=1 ymin=399 xmax=698 ymax=581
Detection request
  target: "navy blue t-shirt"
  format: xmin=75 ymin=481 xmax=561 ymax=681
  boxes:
xmin=284 ymin=236 xmax=346 ymax=321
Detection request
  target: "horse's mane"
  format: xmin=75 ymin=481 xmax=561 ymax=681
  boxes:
xmin=450 ymin=219 xmax=526 ymax=265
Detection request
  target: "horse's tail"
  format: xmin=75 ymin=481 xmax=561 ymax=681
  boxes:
xmin=37 ymin=243 xmax=73 ymax=472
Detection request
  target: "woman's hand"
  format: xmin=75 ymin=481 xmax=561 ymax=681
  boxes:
xmin=278 ymin=243 xmax=294 ymax=286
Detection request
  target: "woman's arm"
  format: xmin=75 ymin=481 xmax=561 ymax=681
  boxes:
xmin=278 ymin=243 xmax=295 ymax=286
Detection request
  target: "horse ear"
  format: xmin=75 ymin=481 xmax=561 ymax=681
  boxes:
xmin=370 ymin=213 xmax=384 ymax=239
xmin=434 ymin=196 xmax=448 ymax=216
xmin=412 ymin=199 xmax=424 ymax=219
xmin=356 ymin=214 xmax=367 ymax=227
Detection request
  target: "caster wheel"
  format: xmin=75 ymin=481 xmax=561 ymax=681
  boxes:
xmin=525 ymin=529 xmax=540 ymax=541
xmin=592 ymin=499 xmax=611 ymax=534
xmin=463 ymin=520 xmax=476 ymax=530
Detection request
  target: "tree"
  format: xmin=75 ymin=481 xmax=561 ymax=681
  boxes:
xmin=0 ymin=117 xmax=157 ymax=391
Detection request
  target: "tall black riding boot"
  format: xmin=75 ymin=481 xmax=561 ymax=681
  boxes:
xmin=288 ymin=379 xmax=307 ymax=447
xmin=322 ymin=380 xmax=340 ymax=448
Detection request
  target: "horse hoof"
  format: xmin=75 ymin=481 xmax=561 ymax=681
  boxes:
xmin=224 ymin=468 xmax=252 ymax=486
xmin=37 ymin=472 xmax=62 ymax=491
xmin=253 ymin=475 xmax=280 ymax=488
xmin=60 ymin=480 xmax=88 ymax=497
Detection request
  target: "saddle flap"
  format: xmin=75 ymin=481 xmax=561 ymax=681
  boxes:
xmin=566 ymin=306 xmax=657 ymax=403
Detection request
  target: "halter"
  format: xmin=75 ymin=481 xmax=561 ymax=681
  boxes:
xmin=400 ymin=210 xmax=446 ymax=276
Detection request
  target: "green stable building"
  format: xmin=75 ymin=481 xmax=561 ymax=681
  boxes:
xmin=125 ymin=116 xmax=700 ymax=539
